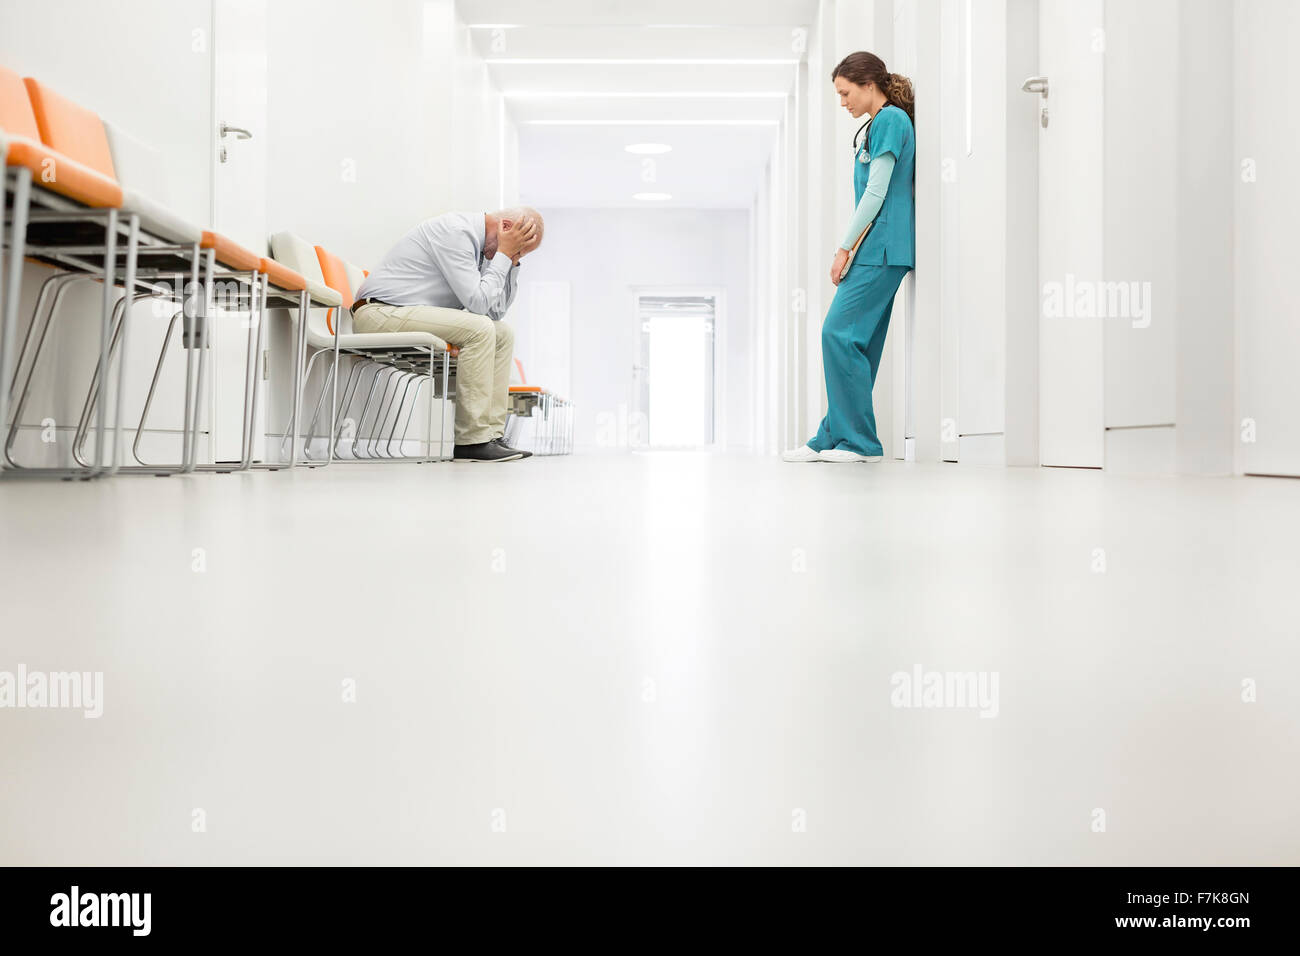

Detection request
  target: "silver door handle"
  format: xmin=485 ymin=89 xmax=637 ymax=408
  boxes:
xmin=220 ymin=122 xmax=252 ymax=140
xmin=1021 ymin=76 xmax=1049 ymax=128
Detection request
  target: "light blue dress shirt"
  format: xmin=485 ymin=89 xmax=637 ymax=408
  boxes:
xmin=353 ymin=211 xmax=520 ymax=320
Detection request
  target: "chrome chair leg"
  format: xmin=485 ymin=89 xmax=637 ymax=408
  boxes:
xmin=333 ymin=358 xmax=378 ymax=459
xmin=0 ymin=166 xmax=33 ymax=468
xmin=285 ymin=288 xmax=309 ymax=468
xmin=386 ymin=370 xmax=419 ymax=458
xmin=333 ymin=360 xmax=376 ymax=459
xmin=325 ymin=305 xmax=344 ymax=467
xmin=374 ymin=370 xmax=406 ymax=458
xmin=383 ymin=371 xmax=420 ymax=458
xmin=177 ymin=243 xmax=202 ymax=469
xmin=4 ymin=275 xmax=93 ymax=467
xmin=123 ymin=307 xmax=183 ymax=470
xmin=440 ymin=349 xmax=451 ymax=461
xmin=104 ymin=214 xmax=139 ymax=475
xmin=394 ymin=375 xmax=426 ymax=458
xmin=86 ymin=209 xmax=120 ymax=477
xmin=366 ymin=365 xmax=403 ymax=458
xmin=71 ymin=292 xmax=150 ymax=469
xmin=239 ymin=271 xmax=265 ymax=471
xmin=348 ymin=363 xmax=391 ymax=460
xmin=367 ymin=365 xmax=406 ymax=458
xmin=184 ymin=248 xmax=216 ymax=473
xmin=8 ymin=272 xmax=80 ymax=400
xmin=295 ymin=347 xmax=336 ymax=462
xmin=363 ymin=366 xmax=394 ymax=459
xmin=422 ymin=350 xmax=435 ymax=463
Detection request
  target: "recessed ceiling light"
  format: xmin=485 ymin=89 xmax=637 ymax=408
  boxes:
xmin=633 ymin=192 xmax=672 ymax=201
xmin=625 ymin=143 xmax=673 ymax=155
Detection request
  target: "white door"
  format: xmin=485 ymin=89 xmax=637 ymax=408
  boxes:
xmin=207 ymin=0 xmax=268 ymax=463
xmin=1037 ymin=0 xmax=1104 ymax=467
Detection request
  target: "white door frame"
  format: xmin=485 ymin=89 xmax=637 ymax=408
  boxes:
xmin=208 ymin=0 xmax=269 ymax=464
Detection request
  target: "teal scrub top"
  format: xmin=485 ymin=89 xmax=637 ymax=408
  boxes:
xmin=855 ymin=104 xmax=915 ymax=268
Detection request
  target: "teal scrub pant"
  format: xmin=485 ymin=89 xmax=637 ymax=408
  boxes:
xmin=807 ymin=262 xmax=910 ymax=457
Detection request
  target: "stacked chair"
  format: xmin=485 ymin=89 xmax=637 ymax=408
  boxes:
xmin=507 ymin=360 xmax=574 ymax=455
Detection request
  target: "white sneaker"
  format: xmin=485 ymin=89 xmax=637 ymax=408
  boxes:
xmin=782 ymin=444 xmax=823 ymax=462
xmin=819 ymin=448 xmax=883 ymax=463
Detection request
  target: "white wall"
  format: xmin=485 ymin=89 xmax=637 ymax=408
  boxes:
xmin=781 ymin=88 xmax=799 ymax=450
xmin=749 ymin=159 xmax=770 ymax=453
xmin=519 ymin=208 xmax=751 ymax=453
xmin=264 ymin=0 xmax=516 ymax=267
xmin=754 ymin=157 xmax=769 ymax=455
xmin=265 ymin=0 xmax=436 ymax=268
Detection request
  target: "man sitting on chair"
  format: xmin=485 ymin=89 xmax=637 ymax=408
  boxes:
xmin=352 ymin=207 xmax=544 ymax=462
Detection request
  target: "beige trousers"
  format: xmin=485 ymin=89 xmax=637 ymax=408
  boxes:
xmin=352 ymin=302 xmax=514 ymax=445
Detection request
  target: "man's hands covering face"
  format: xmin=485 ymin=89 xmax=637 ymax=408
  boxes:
xmin=498 ymin=215 xmax=541 ymax=263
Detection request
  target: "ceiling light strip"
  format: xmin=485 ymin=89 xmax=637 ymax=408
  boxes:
xmin=504 ymin=91 xmax=786 ymax=98
xmin=467 ymin=24 xmax=738 ymax=29
xmin=486 ymin=58 xmax=799 ymax=65
xmin=523 ymin=119 xmax=780 ymax=126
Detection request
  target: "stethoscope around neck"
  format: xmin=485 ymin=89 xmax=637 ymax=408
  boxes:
xmin=853 ymin=102 xmax=895 ymax=155
xmin=853 ymin=117 xmax=872 ymax=153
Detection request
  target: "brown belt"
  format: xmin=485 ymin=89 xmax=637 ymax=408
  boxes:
xmin=352 ymin=297 xmax=385 ymax=309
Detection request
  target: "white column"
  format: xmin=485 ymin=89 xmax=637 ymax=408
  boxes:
xmin=1175 ymin=0 xmax=1235 ymax=475
xmin=1232 ymin=0 xmax=1300 ymax=476
xmin=910 ymin=0 xmax=945 ymax=464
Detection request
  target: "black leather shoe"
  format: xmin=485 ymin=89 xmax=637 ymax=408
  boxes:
xmin=454 ymin=440 xmax=524 ymax=462
xmin=492 ymin=437 xmax=532 ymax=458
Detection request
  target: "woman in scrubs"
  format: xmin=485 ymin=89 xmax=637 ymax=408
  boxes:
xmin=785 ymin=52 xmax=915 ymax=463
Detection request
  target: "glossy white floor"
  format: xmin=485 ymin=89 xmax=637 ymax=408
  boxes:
xmin=1 ymin=452 xmax=1297 ymax=865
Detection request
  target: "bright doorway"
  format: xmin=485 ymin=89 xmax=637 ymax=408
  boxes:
xmin=633 ymin=292 xmax=719 ymax=449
